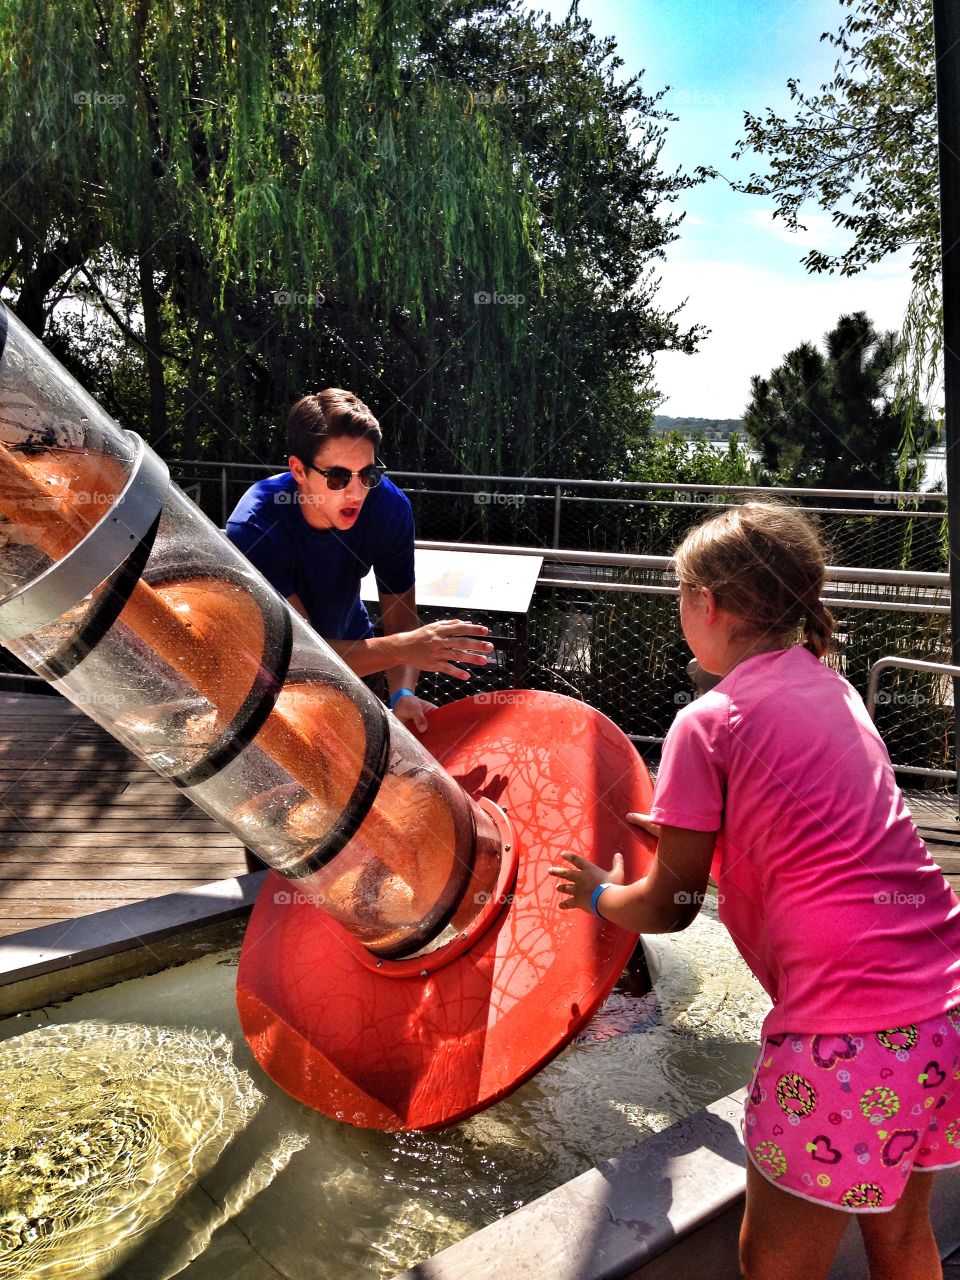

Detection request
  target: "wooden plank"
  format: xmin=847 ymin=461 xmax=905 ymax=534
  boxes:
xmin=0 ymin=803 xmax=205 ymax=819
xmin=0 ymin=694 xmax=260 ymax=936
xmin=0 ymin=860 xmax=247 ymax=878
xmin=4 ymin=779 xmax=181 ymax=798
xmin=0 ymin=833 xmax=244 ymax=848
xmin=0 ymin=770 xmax=147 ymax=784
xmin=0 ymin=818 xmax=234 ymax=832
xmin=0 ymin=899 xmax=226 ymax=922
xmin=0 ymin=748 xmax=152 ymax=763
xmin=0 ymin=914 xmax=101 ymax=930
xmin=0 ymin=879 xmax=239 ymax=898
xmin=0 ymin=855 xmax=249 ymax=865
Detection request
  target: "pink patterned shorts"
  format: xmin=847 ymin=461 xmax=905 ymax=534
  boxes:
xmin=743 ymin=1005 xmax=960 ymax=1212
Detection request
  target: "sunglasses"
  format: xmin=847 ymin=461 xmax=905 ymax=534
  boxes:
xmin=304 ymin=460 xmax=386 ymax=491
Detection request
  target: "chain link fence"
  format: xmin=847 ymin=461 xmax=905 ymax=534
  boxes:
xmin=396 ymin=557 xmax=955 ymax=789
xmin=169 ymin=461 xmax=949 ymax=572
xmin=171 ymin=461 xmax=957 ymax=785
xmin=4 ymin=460 xmax=949 ymax=786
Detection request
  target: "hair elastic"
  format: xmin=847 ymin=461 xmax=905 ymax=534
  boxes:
xmin=591 ymin=882 xmax=614 ymax=918
xmin=389 ymin=687 xmax=416 ymax=710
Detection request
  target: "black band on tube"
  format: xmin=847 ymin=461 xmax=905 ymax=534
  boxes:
xmin=40 ymin=511 xmax=162 ymax=680
xmin=169 ymin=599 xmax=293 ymax=789
xmin=279 ymin=691 xmax=391 ymax=877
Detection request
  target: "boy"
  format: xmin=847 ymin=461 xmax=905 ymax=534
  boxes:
xmin=226 ymin=389 xmax=491 ymax=730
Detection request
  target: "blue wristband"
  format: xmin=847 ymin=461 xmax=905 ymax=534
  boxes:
xmin=591 ymin=882 xmax=614 ymax=918
xmin=389 ymin=687 xmax=416 ymax=710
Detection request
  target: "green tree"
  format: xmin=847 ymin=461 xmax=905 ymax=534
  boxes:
xmin=707 ymin=0 xmax=939 ymax=434
xmin=631 ymin=432 xmax=757 ymax=488
xmin=742 ymin=312 xmax=929 ymax=489
xmin=0 ymin=0 xmax=699 ymax=479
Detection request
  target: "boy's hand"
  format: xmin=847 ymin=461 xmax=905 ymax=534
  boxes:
xmin=626 ymin=812 xmax=661 ymax=840
xmin=399 ymin=620 xmax=493 ymax=679
xmin=549 ymin=850 xmax=625 ymax=913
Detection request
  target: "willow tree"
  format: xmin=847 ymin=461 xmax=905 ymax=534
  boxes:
xmin=0 ymin=0 xmax=696 ymax=476
xmin=417 ymin=0 xmax=701 ymax=476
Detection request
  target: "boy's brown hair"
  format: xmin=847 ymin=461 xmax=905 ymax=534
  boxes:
xmin=287 ymin=389 xmax=382 ymax=462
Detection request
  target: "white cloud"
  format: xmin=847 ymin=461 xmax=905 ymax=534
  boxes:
xmin=740 ymin=207 xmax=846 ymax=249
xmin=653 ymin=256 xmax=915 ymax=418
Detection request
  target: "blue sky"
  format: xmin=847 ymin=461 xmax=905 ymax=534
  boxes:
xmin=524 ymin=0 xmax=915 ymax=418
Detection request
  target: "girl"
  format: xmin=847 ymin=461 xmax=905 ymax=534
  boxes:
xmin=551 ymin=502 xmax=960 ymax=1280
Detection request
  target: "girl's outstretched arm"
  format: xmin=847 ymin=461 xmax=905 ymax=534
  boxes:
xmin=549 ymin=821 xmax=717 ymax=934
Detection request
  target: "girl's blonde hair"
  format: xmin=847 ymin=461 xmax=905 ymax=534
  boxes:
xmin=673 ymin=502 xmax=834 ymax=658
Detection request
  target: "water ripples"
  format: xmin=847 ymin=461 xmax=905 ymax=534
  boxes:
xmin=0 ymin=1022 xmax=260 ymax=1280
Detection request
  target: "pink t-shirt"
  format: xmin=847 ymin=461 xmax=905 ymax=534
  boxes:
xmin=650 ymin=646 xmax=960 ymax=1036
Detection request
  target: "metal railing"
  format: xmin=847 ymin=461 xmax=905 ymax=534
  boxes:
xmin=402 ymin=542 xmax=955 ymax=786
xmin=169 ymin=460 xmax=949 ymax=574
xmin=4 ymin=459 xmax=943 ymax=782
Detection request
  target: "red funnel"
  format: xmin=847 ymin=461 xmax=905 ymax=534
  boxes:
xmin=237 ymin=690 xmax=655 ymax=1130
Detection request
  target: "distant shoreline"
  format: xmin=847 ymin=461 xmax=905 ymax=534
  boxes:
xmin=653 ymin=415 xmax=743 ymax=442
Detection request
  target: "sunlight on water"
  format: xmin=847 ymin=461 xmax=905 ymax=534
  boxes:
xmin=0 ymin=1023 xmax=262 ymax=1280
xmin=0 ymin=901 xmax=770 ymax=1280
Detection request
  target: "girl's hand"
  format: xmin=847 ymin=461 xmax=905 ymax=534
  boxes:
xmin=393 ymin=693 xmax=435 ymax=733
xmin=626 ymin=812 xmax=661 ymax=840
xmin=549 ymin=850 xmax=625 ymax=913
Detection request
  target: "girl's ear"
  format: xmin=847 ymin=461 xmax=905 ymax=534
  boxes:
xmin=699 ymin=587 xmax=721 ymax=623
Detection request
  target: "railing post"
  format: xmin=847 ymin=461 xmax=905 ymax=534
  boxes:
xmin=221 ymin=465 xmax=229 ymax=528
xmin=552 ymin=485 xmax=562 ymax=549
xmin=933 ymin=0 xmax=960 ymax=819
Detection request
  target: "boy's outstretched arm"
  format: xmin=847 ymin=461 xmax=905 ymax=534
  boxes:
xmin=549 ymin=819 xmax=717 ymax=934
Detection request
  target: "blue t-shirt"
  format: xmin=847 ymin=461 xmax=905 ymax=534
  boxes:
xmin=225 ymin=471 xmax=416 ymax=640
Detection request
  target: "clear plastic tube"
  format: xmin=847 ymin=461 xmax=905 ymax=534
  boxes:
xmin=0 ymin=304 xmax=501 ymax=958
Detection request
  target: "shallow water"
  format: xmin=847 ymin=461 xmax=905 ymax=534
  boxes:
xmin=0 ymin=900 xmax=770 ymax=1280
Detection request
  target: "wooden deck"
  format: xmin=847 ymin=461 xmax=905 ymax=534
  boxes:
xmin=0 ymin=690 xmax=957 ymax=940
xmin=0 ymin=691 xmax=251 ymax=937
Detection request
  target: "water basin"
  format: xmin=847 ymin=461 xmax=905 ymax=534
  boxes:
xmin=0 ymin=898 xmax=770 ymax=1280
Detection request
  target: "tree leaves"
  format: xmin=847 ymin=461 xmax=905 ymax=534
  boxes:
xmin=0 ymin=0 xmax=698 ymax=477
xmin=742 ymin=311 xmax=934 ymax=489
